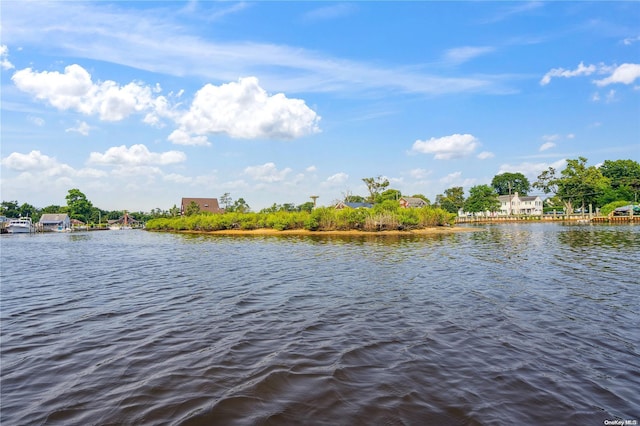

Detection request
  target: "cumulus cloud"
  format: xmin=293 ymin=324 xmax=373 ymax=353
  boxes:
xmin=172 ymin=77 xmax=321 ymax=143
xmin=65 ymin=121 xmax=93 ymax=136
xmin=593 ymin=63 xmax=640 ymax=86
xmin=12 ymin=64 xmax=160 ymax=121
xmin=244 ymin=162 xmax=292 ymax=182
xmin=326 ymin=172 xmax=349 ymax=184
xmin=622 ymin=36 xmax=640 ymax=45
xmin=167 ymin=129 xmax=211 ymax=146
xmin=412 ymin=133 xmax=479 ymax=160
xmin=1 ymin=150 xmax=60 ymax=171
xmin=1 ymin=44 xmax=14 ymax=70
xmin=88 ymin=144 xmax=186 ymax=166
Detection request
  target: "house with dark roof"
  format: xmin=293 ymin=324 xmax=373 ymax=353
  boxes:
xmin=399 ymin=197 xmax=428 ymax=208
xmin=181 ymin=198 xmax=224 ymax=215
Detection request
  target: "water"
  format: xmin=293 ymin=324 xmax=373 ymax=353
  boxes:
xmin=1 ymin=223 xmax=638 ymax=425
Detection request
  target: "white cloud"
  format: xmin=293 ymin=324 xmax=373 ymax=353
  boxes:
xmin=306 ymin=165 xmax=317 ymax=172
xmin=326 ymin=172 xmax=349 ymax=185
xmin=444 ymin=46 xmax=495 ymax=65
xmin=539 ymin=142 xmax=555 ymax=151
xmin=12 ymin=64 xmax=158 ymax=121
xmin=408 ymin=168 xmax=431 ymax=179
xmin=1 ymin=150 xmax=60 ymax=171
xmin=593 ymin=63 xmax=640 ymax=86
xmin=172 ymin=77 xmax=321 ymax=142
xmin=167 ymin=129 xmax=211 ymax=146
xmin=244 ymin=162 xmax=292 ymax=182
xmin=477 ymin=151 xmax=494 ymax=159
xmin=28 ymin=116 xmax=45 ymax=127
xmin=622 ymin=36 xmax=640 ymax=45
xmin=303 ymin=4 xmax=356 ymax=21
xmin=1 ymin=44 xmax=14 ymax=70
xmin=412 ymin=133 xmax=479 ymax=160
xmin=498 ymin=159 xmax=567 ymax=182
xmin=540 ymin=62 xmax=597 ymax=86
xmin=65 ymin=121 xmax=93 ymax=136
xmin=2 ymin=2 xmax=512 ymax=97
xmin=163 ymin=173 xmax=193 ymax=184
xmin=438 ymin=171 xmax=476 ymax=188
xmin=88 ymin=144 xmax=186 ymax=166
xmin=541 ymin=62 xmax=640 ymax=88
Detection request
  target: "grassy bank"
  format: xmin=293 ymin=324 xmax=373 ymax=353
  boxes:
xmin=145 ymin=206 xmax=456 ymax=232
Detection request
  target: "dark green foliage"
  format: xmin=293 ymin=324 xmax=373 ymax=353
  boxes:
xmin=491 ymin=172 xmax=531 ymax=196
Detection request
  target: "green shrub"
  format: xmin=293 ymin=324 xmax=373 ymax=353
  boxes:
xmin=600 ymin=200 xmax=631 ymax=216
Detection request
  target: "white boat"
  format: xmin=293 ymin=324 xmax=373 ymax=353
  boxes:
xmin=7 ymin=217 xmax=34 ymax=234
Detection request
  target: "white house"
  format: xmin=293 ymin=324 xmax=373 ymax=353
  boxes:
xmin=498 ymin=192 xmax=543 ymax=215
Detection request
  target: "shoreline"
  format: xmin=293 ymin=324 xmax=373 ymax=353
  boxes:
xmin=150 ymin=226 xmax=482 ymax=236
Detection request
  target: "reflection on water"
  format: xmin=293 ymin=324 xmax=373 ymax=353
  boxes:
xmin=1 ymin=224 xmax=638 ymax=425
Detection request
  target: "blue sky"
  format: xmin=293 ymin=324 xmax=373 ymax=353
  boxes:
xmin=1 ymin=1 xmax=639 ymax=212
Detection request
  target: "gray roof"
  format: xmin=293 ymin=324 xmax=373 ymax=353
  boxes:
xmin=39 ymin=213 xmax=69 ymax=223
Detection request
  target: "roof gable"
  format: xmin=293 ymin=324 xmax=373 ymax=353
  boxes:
xmin=181 ymin=197 xmax=223 ymax=213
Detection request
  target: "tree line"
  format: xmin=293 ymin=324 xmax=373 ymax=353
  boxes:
xmin=2 ymin=158 xmax=638 ymax=223
xmin=434 ymin=158 xmax=639 ymax=215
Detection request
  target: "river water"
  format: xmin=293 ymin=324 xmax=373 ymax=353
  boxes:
xmin=1 ymin=223 xmax=638 ymax=425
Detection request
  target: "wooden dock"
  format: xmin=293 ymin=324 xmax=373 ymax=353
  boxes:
xmin=456 ymin=214 xmax=639 ymax=224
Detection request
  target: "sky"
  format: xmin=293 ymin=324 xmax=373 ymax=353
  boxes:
xmin=1 ymin=1 xmax=639 ymax=212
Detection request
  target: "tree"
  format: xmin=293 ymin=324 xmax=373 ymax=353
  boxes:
xmin=41 ymin=205 xmax=64 ymax=214
xmin=464 ymin=185 xmax=500 ymax=214
xmin=65 ymin=188 xmax=93 ymax=221
xmin=220 ymin=192 xmax=233 ymax=209
xmin=535 ymin=157 xmax=610 ymax=213
xmin=297 ymin=201 xmax=315 ymax=212
xmin=377 ymin=189 xmax=402 ymax=203
xmin=491 ymin=172 xmax=531 ymax=196
xmin=599 ymin=159 xmax=640 ymax=203
xmin=436 ymin=186 xmax=465 ymax=214
xmin=362 ymin=176 xmax=390 ymax=203
xmin=557 ymin=157 xmax=609 ymax=212
xmin=169 ymin=204 xmax=181 ymax=217
xmin=231 ymin=198 xmax=250 ymax=213
xmin=185 ymin=201 xmax=201 ymax=216
xmin=0 ymin=200 xmax=20 ymax=218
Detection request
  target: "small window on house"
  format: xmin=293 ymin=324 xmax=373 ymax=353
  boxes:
xmin=204 ymin=204 xmax=209 ymax=207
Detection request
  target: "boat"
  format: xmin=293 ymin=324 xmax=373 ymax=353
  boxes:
xmin=7 ymin=217 xmax=34 ymax=234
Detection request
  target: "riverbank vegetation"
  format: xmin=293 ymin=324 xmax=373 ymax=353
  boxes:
xmin=145 ymin=203 xmax=455 ymax=232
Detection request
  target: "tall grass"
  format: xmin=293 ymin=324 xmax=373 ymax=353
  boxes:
xmin=145 ymin=206 xmax=455 ymax=232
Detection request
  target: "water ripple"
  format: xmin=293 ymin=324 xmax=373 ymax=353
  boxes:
xmin=1 ymin=224 xmax=638 ymax=425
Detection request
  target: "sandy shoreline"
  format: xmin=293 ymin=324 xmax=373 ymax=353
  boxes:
xmin=160 ymin=226 xmax=482 ymax=236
